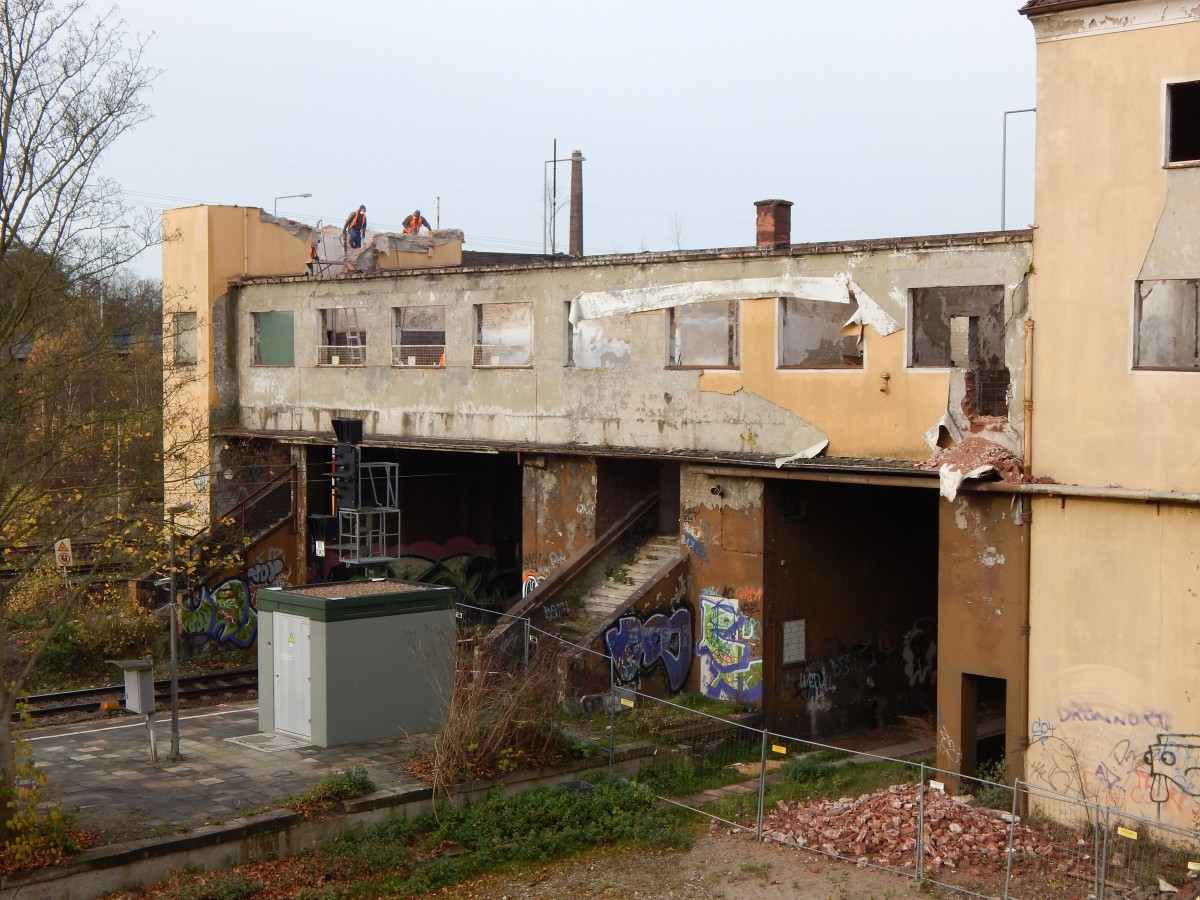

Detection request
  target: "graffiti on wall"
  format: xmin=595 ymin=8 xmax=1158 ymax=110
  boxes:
xmin=183 ymin=578 xmax=258 ymax=649
xmin=183 ymin=545 xmax=290 ymax=650
xmin=680 ymin=520 xmax=710 ymax=564
xmin=1027 ymin=702 xmax=1200 ymax=819
xmin=901 ymin=618 xmax=936 ymax=686
xmin=605 ymin=607 xmax=693 ymax=692
xmin=389 ymin=536 xmax=514 ymax=609
xmin=696 ymin=590 xmax=763 ymax=701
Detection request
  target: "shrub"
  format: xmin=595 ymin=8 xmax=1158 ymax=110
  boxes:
xmin=781 ymin=753 xmax=839 ymax=784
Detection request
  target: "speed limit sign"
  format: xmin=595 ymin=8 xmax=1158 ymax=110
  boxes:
xmin=54 ymin=539 xmax=73 ymax=568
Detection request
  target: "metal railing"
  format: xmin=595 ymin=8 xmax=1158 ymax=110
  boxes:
xmin=472 ymin=343 xmax=532 ymax=367
xmin=461 ymin=603 xmax=1200 ymax=900
xmin=317 ymin=343 xmax=366 ymax=366
xmin=391 ymin=344 xmax=444 ymax=366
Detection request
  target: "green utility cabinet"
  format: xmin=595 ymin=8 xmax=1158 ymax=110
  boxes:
xmin=257 ymin=579 xmax=455 ymax=748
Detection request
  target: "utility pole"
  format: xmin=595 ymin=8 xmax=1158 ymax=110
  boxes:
xmin=167 ymin=501 xmax=194 ymax=760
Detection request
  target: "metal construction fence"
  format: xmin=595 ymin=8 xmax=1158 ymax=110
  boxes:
xmin=455 ymin=603 xmax=1200 ymax=900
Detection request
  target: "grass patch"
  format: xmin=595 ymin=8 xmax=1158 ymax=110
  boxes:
xmin=704 ymin=758 xmax=922 ymax=824
xmin=151 ymin=775 xmax=692 ymax=898
xmin=282 ymin=765 xmax=375 ymax=816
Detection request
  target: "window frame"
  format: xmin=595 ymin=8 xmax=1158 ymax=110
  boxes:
xmin=776 ymin=296 xmax=863 ymax=370
xmin=667 ymin=299 xmax=739 ymax=369
xmin=317 ymin=307 xmax=367 ymax=367
xmin=392 ymin=304 xmax=446 ymax=368
xmin=473 ymin=301 xmax=533 ymax=368
xmin=1166 ymin=79 xmax=1200 ymax=167
xmin=1133 ymin=278 xmax=1200 ymax=371
xmin=251 ymin=310 xmax=296 ymax=366
xmin=172 ymin=311 xmax=198 ymax=367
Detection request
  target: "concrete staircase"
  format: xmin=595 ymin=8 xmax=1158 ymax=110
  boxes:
xmin=550 ymin=533 xmax=682 ymax=641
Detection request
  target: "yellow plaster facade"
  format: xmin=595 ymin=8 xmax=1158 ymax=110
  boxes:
xmin=1024 ymin=5 xmax=1200 ymax=828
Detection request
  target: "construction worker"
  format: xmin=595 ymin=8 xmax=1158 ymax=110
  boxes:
xmin=344 ymin=205 xmax=367 ymax=249
xmin=402 ymin=209 xmax=432 ymax=234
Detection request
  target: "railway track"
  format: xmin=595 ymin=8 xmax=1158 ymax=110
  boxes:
xmin=17 ymin=668 xmax=258 ymax=722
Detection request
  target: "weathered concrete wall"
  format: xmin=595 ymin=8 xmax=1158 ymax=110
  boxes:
xmin=521 ymin=455 xmax=597 ymax=584
xmin=598 ymin=555 xmax=693 ymax=698
xmin=228 ymin=238 xmax=1030 ymax=463
xmin=679 ymin=470 xmax=766 ymax=705
xmin=936 ymin=493 xmax=1029 ymax=780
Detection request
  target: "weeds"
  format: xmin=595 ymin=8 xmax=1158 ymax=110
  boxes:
xmin=158 ymin=776 xmax=692 ymax=898
xmin=282 ymin=765 xmax=375 ymax=816
xmin=409 ymin=641 xmax=569 ymax=788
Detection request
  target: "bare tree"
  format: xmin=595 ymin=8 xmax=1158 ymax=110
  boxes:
xmin=0 ymin=0 xmax=160 ymax=838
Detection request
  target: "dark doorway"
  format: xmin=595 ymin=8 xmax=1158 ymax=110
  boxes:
xmin=763 ymin=480 xmax=939 ymax=738
xmin=961 ymin=673 xmax=1007 ymax=780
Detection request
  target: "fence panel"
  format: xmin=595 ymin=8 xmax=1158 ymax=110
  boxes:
xmin=1001 ymin=780 xmax=1104 ymax=899
xmin=1097 ymin=807 xmax=1200 ymax=899
xmin=468 ymin=606 xmax=1200 ymax=900
xmin=612 ymin=688 xmax=766 ymax=833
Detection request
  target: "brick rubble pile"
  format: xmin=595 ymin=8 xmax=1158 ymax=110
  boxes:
xmin=762 ymin=783 xmax=1082 ymax=877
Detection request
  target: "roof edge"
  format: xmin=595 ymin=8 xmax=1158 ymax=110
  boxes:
xmin=1020 ymin=0 xmax=1115 ymax=17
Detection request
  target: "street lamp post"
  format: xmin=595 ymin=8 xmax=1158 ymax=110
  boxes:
xmin=167 ymin=501 xmax=194 ymax=760
xmin=273 ymin=193 xmax=312 ymax=217
xmin=1001 ymin=108 xmax=1036 ymax=230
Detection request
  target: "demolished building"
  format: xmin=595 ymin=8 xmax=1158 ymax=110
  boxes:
xmin=160 ymin=0 xmax=1200 ymax=834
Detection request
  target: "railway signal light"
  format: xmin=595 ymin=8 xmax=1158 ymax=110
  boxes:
xmin=332 ymin=443 xmax=360 ymax=510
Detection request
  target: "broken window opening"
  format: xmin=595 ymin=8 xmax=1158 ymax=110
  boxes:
xmin=567 ymin=307 xmax=631 ymax=369
xmin=1134 ymin=279 xmax=1200 ymax=370
xmin=172 ymin=311 xmax=197 ymax=367
xmin=392 ymin=305 xmax=446 ymax=367
xmin=778 ymin=296 xmax=862 ymax=368
xmin=473 ymin=302 xmax=532 ymax=367
xmin=910 ymin=286 xmax=1008 ymax=417
xmin=1167 ymin=80 xmax=1200 ymax=165
xmin=318 ymin=307 xmax=366 ymax=366
xmin=251 ymin=311 xmax=295 ymax=366
xmin=668 ymin=299 xmax=738 ymax=368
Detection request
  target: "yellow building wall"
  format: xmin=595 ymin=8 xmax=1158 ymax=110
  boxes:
xmin=162 ymin=206 xmax=312 ymax=528
xmin=703 ymin=298 xmax=952 ymax=460
xmin=1028 ymin=498 xmax=1200 ymax=820
xmin=1026 ymin=15 xmax=1200 ymax=829
xmin=1031 ymin=23 xmax=1200 ymax=489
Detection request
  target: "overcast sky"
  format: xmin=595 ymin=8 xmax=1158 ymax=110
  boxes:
xmin=99 ymin=0 xmax=1038 ymax=278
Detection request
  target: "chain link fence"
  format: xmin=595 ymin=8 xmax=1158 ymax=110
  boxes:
xmin=462 ymin=605 xmax=1200 ymax=900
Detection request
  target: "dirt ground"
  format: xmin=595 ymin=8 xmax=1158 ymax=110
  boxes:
xmin=435 ymin=828 xmax=935 ymax=900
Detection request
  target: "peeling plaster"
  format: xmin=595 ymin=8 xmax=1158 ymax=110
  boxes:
xmin=1138 ymin=168 xmax=1200 ymax=282
xmin=923 ymin=412 xmax=965 ymax=451
xmin=774 ymin=439 xmax=829 ymax=468
xmin=569 ymin=272 xmax=855 ymax=325
xmin=844 ymin=281 xmax=902 ymax=336
xmin=979 ymin=546 xmax=1006 ymax=568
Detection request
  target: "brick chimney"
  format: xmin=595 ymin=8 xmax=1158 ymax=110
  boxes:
xmin=569 ymin=150 xmax=584 ymax=258
xmin=755 ymin=199 xmax=793 ymax=248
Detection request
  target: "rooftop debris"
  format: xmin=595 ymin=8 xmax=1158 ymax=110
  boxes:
xmin=915 ymin=437 xmax=1026 ymax=500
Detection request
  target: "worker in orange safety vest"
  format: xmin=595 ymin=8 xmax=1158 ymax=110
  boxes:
xmin=402 ymin=209 xmax=432 ymax=234
xmin=344 ymin=205 xmax=367 ymax=249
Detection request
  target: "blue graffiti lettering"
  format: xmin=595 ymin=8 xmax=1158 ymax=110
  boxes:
xmin=604 ymin=607 xmax=693 ymax=693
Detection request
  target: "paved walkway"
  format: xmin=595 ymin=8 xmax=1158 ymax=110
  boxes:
xmin=26 ymin=704 xmax=939 ymax=846
xmin=27 ymin=702 xmax=431 ymax=842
